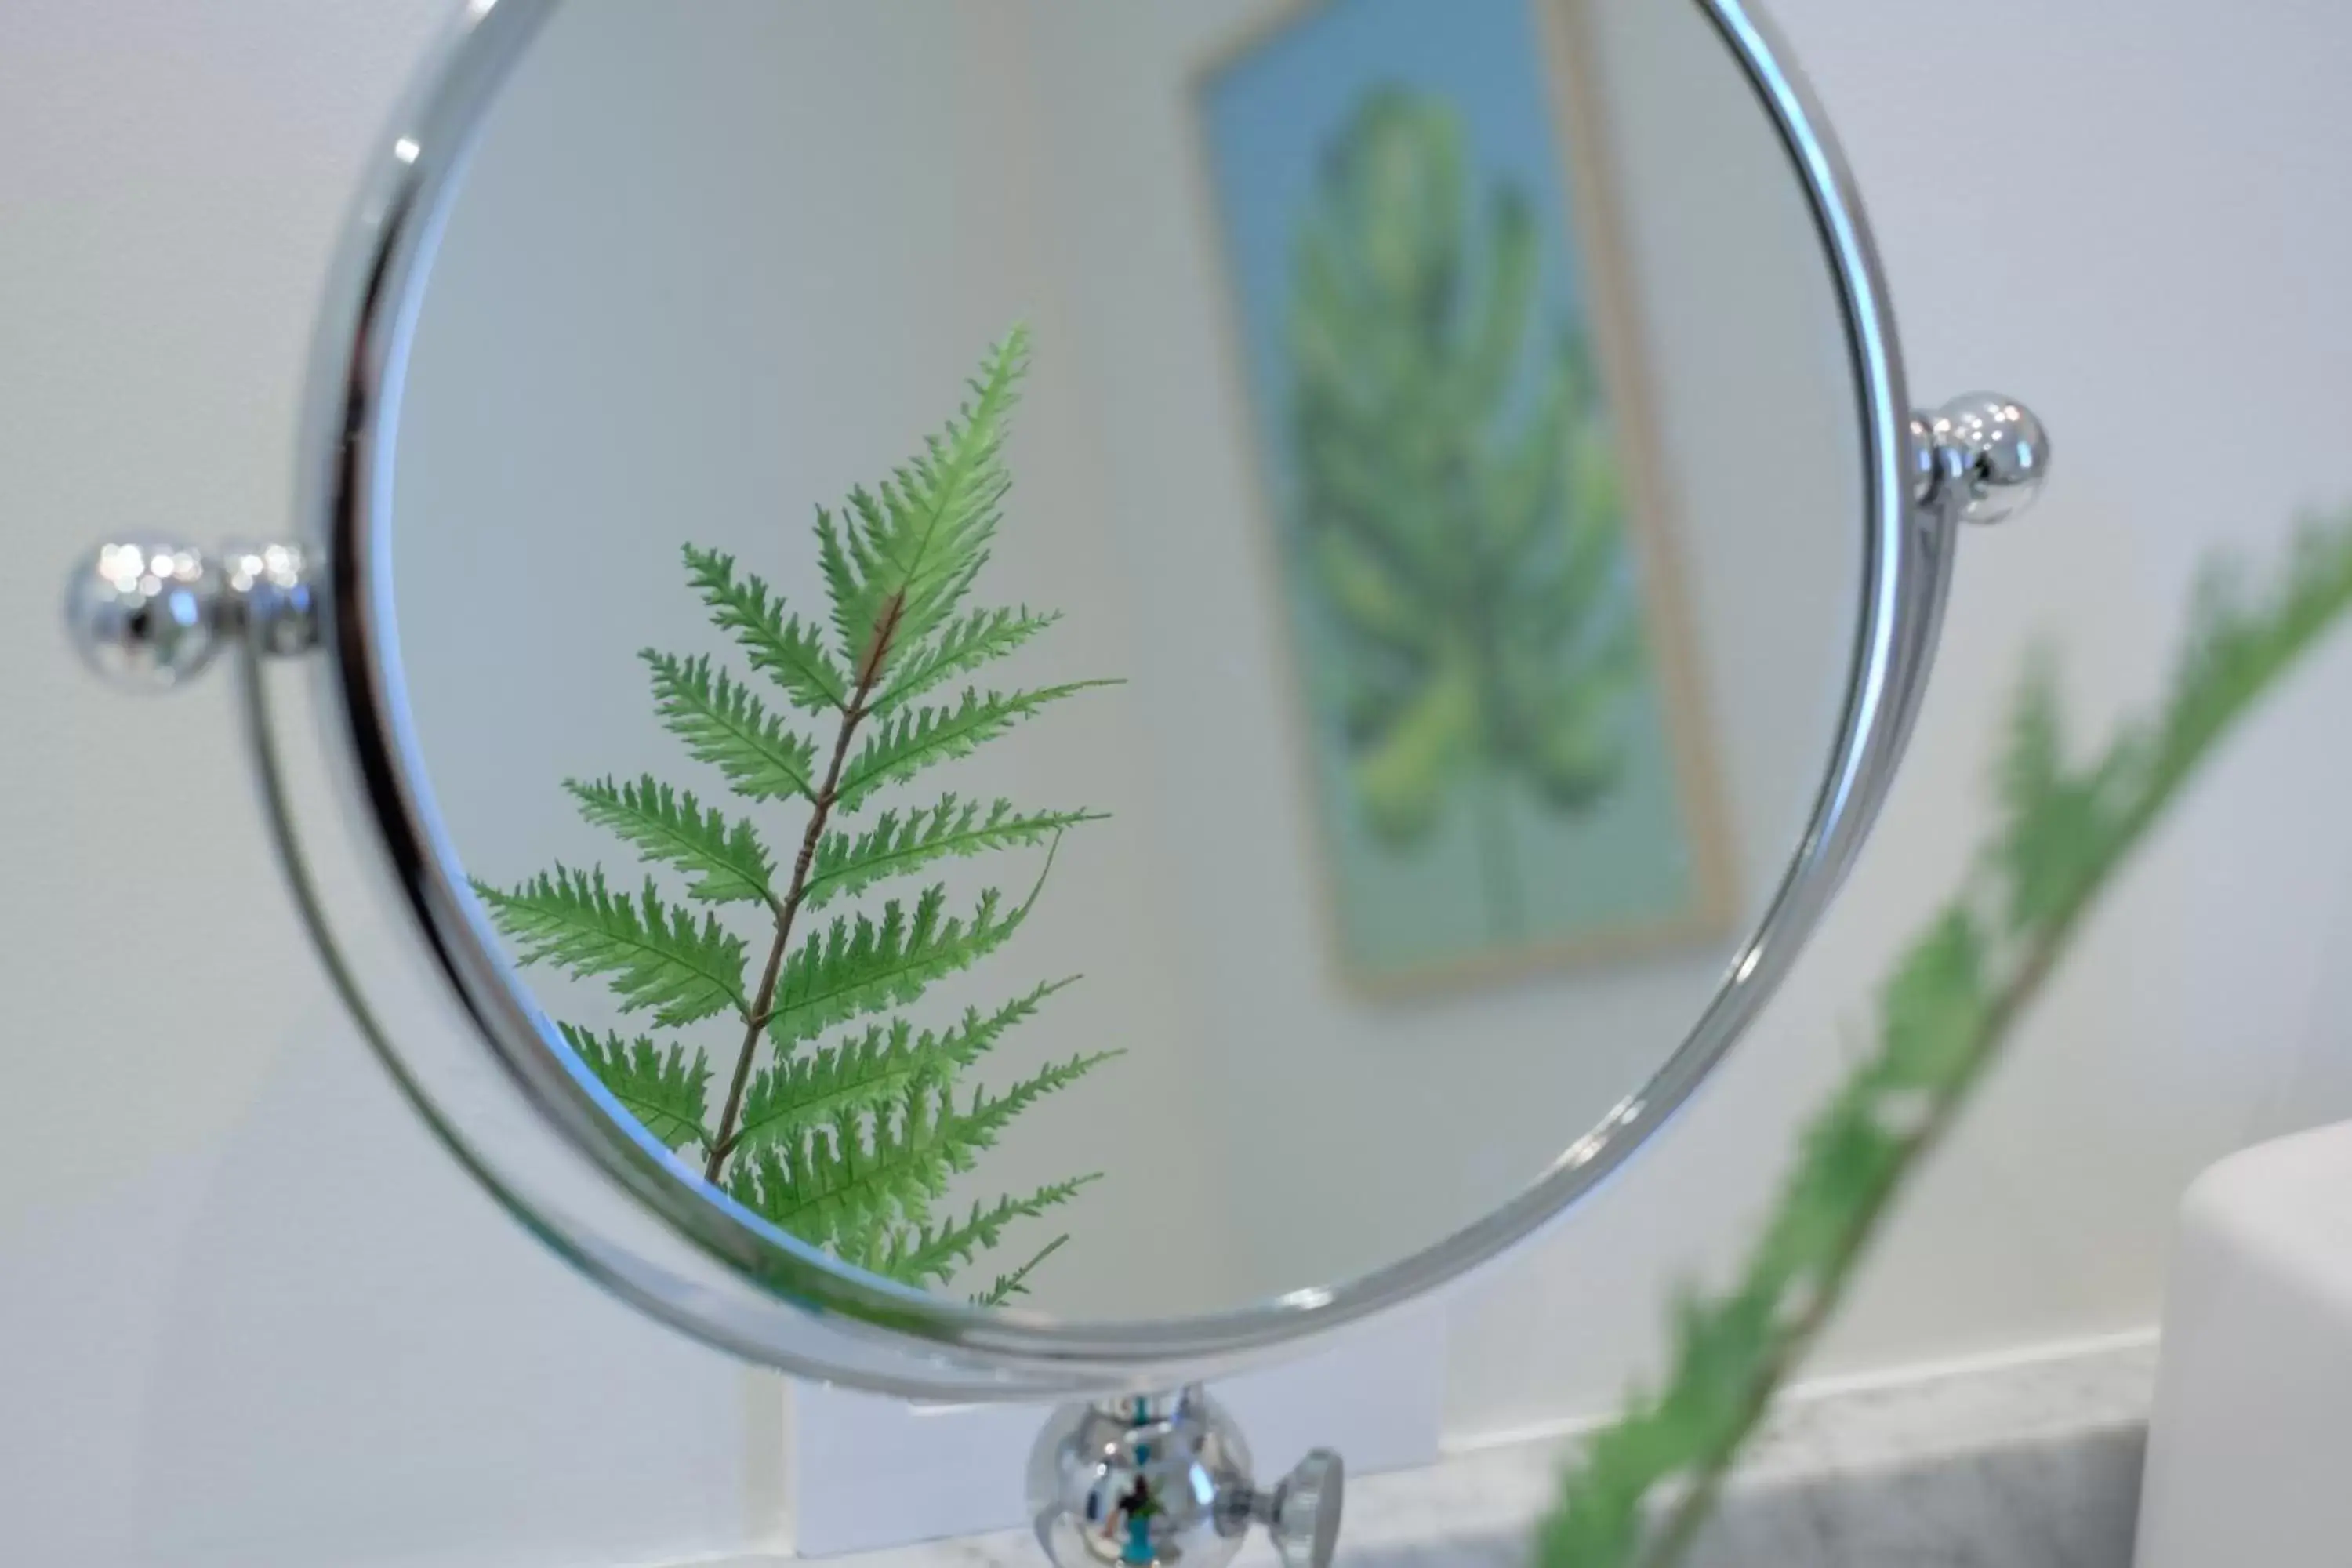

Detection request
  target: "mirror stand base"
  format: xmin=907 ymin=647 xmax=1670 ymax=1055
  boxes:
xmin=1027 ymin=1385 xmax=1342 ymax=1568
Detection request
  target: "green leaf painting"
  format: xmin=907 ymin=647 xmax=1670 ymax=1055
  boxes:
xmin=1534 ymin=511 xmax=2352 ymax=1566
xmin=1293 ymin=89 xmax=1642 ymax=905
xmin=1201 ymin=3 xmax=1729 ymax=985
xmin=474 ymin=328 xmax=1118 ymax=1305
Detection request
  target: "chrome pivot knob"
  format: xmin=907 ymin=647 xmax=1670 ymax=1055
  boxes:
xmin=1029 ymin=1386 xmax=1344 ymax=1568
xmin=1911 ymin=392 xmax=2052 ymax=525
xmin=64 ymin=538 xmax=318 ymax=691
xmin=1251 ymin=1446 xmax=1344 ymax=1568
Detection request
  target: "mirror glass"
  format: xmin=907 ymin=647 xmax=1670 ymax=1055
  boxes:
xmin=387 ymin=0 xmax=1866 ymax=1322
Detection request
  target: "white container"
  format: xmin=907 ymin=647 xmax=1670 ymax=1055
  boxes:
xmin=2136 ymin=1122 xmax=2352 ymax=1566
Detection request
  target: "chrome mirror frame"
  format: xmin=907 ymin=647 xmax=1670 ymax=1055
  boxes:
xmin=65 ymin=0 xmax=2045 ymax=1403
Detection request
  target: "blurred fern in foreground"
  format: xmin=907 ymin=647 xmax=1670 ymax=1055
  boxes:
xmin=474 ymin=328 xmax=1118 ymax=1305
xmin=1539 ymin=513 xmax=2352 ymax=1566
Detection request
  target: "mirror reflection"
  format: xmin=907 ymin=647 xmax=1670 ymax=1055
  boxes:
xmin=388 ymin=0 xmax=1865 ymax=1320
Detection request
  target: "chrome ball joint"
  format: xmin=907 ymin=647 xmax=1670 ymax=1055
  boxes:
xmin=1029 ymin=1388 xmax=1342 ymax=1568
xmin=64 ymin=539 xmax=317 ymax=691
xmin=1913 ymin=392 xmax=2052 ymax=526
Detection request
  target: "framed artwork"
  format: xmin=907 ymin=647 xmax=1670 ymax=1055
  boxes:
xmin=1194 ymin=0 xmax=1736 ymax=991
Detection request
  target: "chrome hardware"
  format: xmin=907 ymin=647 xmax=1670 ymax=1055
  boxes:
xmin=1253 ymin=1446 xmax=1343 ymax=1568
xmin=64 ymin=541 xmax=220 ymax=691
xmin=1913 ymin=393 xmax=2052 ymax=524
xmin=220 ymin=540 xmax=321 ymax=659
xmin=65 ymin=539 xmax=318 ymax=691
xmin=1029 ymin=1388 xmax=1342 ymax=1568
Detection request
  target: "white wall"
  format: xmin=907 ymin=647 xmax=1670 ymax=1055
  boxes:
xmin=6 ymin=2 xmax=2352 ymax=1564
xmin=0 ymin=5 xmax=776 ymax=1566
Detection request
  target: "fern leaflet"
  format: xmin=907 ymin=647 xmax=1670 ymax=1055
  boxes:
xmin=728 ymin=1052 xmax=1114 ymax=1250
xmin=804 ymin=795 xmax=1105 ymax=909
xmin=566 ymin=774 xmax=775 ymax=907
xmin=682 ymin=543 xmax=851 ymax=713
xmin=836 ymin=683 xmax=1115 ymax=813
xmin=972 ymin=1234 xmax=1073 ymax=1308
xmin=728 ymin=979 xmax=1074 ymax=1159
xmin=764 ymin=880 xmax=1037 ymax=1048
xmin=817 ymin=329 xmax=1027 ymax=678
xmin=642 ymin=650 xmax=818 ymax=801
xmin=851 ymin=1181 xmax=1095 ymax=1292
xmin=874 ymin=604 xmax=1062 ymax=717
xmin=474 ymin=867 xmax=746 ymax=1026
xmin=555 ymin=1023 xmax=714 ymax=1153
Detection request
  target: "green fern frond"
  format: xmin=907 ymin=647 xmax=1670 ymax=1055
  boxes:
xmin=682 ymin=543 xmax=851 ymax=713
xmin=874 ymin=605 xmax=1062 ymax=717
xmin=729 ymin=978 xmax=1076 ymax=1159
xmin=1534 ymin=510 xmax=2352 ymax=1568
xmin=554 ymin=1022 xmax=713 ymax=1153
xmin=957 ymin=1049 xmax=1117 ymax=1156
xmin=836 ymin=683 xmax=1116 ymax=813
xmin=764 ymin=877 xmax=1044 ymax=1048
xmin=1865 ymin=908 xmax=1992 ymax=1100
xmin=565 ymin=774 xmax=775 ymax=908
xmin=2152 ymin=517 xmax=2352 ymax=784
xmin=473 ymin=867 xmax=746 ymax=1026
xmin=724 ymin=1095 xmax=957 ymax=1251
xmin=1997 ymin=650 xmax=2065 ymax=818
xmin=852 ymin=1180 xmax=1095 ymax=1291
xmin=972 ymin=1235 xmax=1073 ymax=1308
xmin=642 ymin=651 xmax=819 ymax=802
xmin=728 ymin=1052 xmax=1116 ymax=1249
xmin=491 ymin=331 xmax=1116 ymax=1302
xmin=1991 ymin=657 xmax=2114 ymax=930
xmin=816 ymin=328 xmax=1029 ymax=679
xmin=804 ymin=795 xmax=1105 ymax=910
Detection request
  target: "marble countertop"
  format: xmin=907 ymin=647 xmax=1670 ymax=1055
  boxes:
xmin=819 ymin=1336 xmax=2154 ymax=1568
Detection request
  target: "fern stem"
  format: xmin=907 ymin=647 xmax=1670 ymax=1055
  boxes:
xmin=706 ymin=595 xmax=906 ymax=1180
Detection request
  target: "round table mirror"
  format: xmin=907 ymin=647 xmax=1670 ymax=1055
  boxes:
xmin=66 ymin=1 xmax=2045 ymax=1561
xmin=400 ymin=0 xmax=1880 ymax=1331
